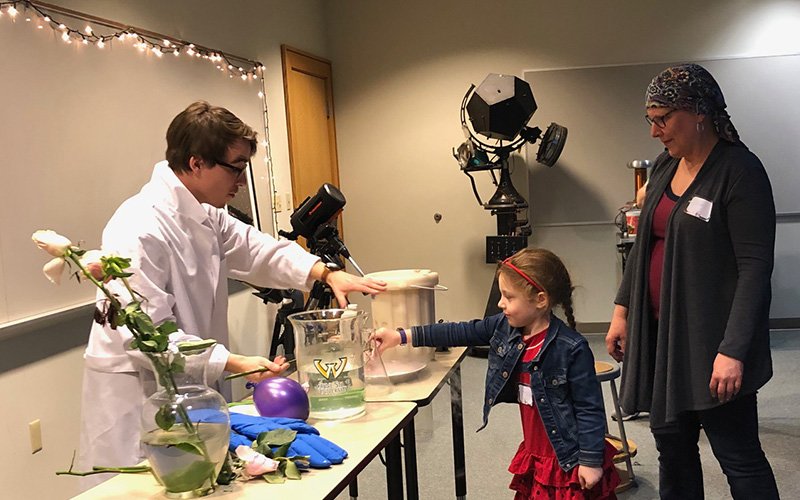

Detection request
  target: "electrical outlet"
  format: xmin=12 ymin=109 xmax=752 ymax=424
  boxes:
xmin=29 ymin=419 xmax=42 ymax=454
xmin=285 ymin=193 xmax=292 ymax=211
xmin=274 ymin=194 xmax=283 ymax=212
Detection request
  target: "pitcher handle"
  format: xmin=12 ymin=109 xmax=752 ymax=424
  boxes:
xmin=408 ymin=284 xmax=448 ymax=291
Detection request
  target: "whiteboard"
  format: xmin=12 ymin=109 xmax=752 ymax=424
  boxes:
xmin=523 ymin=54 xmax=800 ymax=224
xmin=0 ymin=16 xmax=270 ymax=326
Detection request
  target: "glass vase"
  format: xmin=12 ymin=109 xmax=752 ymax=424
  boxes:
xmin=140 ymin=344 xmax=230 ymax=498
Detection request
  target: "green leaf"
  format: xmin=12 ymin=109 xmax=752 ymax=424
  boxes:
xmin=124 ymin=302 xmax=141 ymax=316
xmin=155 ymin=405 xmax=175 ymax=431
xmin=284 ymin=460 xmax=301 ymax=480
xmin=170 ymin=356 xmax=186 ymax=374
xmin=262 ymin=429 xmax=297 ymax=447
xmin=158 ymin=321 xmax=179 ymax=336
xmin=273 ymin=443 xmax=290 ymax=458
xmin=262 ymin=470 xmax=286 ymax=484
xmin=160 ymin=459 xmax=216 ymax=493
xmin=254 ymin=441 xmax=273 ymax=458
xmin=132 ymin=311 xmax=156 ymax=334
xmin=172 ymin=441 xmax=204 ymax=456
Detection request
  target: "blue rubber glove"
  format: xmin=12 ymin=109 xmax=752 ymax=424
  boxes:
xmin=228 ymin=414 xmax=347 ymax=468
xmin=229 ymin=429 xmax=253 ymax=451
xmin=229 ymin=413 xmax=319 ymax=435
xmin=289 ymin=433 xmax=348 ymax=467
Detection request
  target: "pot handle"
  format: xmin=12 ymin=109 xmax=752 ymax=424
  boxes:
xmin=408 ymin=284 xmax=448 ymax=291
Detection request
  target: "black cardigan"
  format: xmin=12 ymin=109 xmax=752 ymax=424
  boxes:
xmin=615 ymin=140 xmax=775 ymax=430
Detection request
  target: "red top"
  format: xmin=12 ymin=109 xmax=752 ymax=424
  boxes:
xmin=648 ymin=186 xmax=678 ymax=319
xmin=508 ymin=327 xmax=619 ymax=499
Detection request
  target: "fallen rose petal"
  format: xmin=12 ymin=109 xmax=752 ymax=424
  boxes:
xmin=43 ymin=257 xmax=67 ymax=285
xmin=235 ymin=445 xmax=278 ymax=476
xmin=32 ymin=230 xmax=73 ymax=257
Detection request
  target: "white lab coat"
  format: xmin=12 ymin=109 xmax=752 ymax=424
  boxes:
xmin=77 ymin=162 xmax=319 ymax=488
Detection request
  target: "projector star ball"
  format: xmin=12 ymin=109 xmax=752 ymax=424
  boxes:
xmin=253 ymin=377 xmax=310 ymax=420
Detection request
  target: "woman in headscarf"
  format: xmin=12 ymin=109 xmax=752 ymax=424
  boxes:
xmin=605 ymin=64 xmax=780 ymax=499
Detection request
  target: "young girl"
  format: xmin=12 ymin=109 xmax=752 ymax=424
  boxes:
xmin=372 ymin=248 xmax=620 ymax=499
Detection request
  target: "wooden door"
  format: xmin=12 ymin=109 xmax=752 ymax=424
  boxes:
xmin=281 ymin=46 xmax=342 ymax=231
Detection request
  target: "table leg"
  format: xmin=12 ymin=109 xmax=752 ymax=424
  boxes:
xmin=449 ymin=365 xmax=467 ymax=500
xmin=349 ymin=477 xmax=358 ymax=500
xmin=403 ymin=418 xmax=419 ymax=500
xmin=385 ymin=433 xmax=405 ymax=500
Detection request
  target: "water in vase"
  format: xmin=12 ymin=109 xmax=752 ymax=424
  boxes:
xmin=141 ymin=422 xmax=229 ymax=498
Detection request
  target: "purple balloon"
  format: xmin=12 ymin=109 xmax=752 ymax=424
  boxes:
xmin=253 ymin=377 xmax=310 ymax=420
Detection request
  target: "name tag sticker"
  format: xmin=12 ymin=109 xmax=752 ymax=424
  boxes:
xmin=685 ymin=196 xmax=713 ymax=222
xmin=518 ymin=384 xmax=533 ymax=406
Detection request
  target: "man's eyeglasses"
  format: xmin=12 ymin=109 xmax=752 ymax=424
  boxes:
xmin=215 ymin=159 xmax=250 ymax=180
xmin=645 ymin=109 xmax=677 ymax=128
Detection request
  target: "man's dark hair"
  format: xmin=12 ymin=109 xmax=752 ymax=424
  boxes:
xmin=165 ymin=101 xmax=257 ymax=173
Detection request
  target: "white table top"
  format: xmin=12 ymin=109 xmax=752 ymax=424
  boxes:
xmin=72 ymin=401 xmax=417 ymax=500
xmin=365 ymin=347 xmax=468 ymax=406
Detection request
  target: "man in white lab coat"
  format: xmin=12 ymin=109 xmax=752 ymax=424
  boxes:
xmin=77 ymin=101 xmax=386 ymax=487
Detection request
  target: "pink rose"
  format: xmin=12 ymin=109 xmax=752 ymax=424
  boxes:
xmin=80 ymin=250 xmax=106 ymax=281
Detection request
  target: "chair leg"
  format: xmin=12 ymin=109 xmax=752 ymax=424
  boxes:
xmin=609 ymin=379 xmax=635 ymax=482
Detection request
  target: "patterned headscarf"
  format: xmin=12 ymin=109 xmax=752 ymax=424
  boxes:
xmin=645 ymin=63 xmax=742 ymax=145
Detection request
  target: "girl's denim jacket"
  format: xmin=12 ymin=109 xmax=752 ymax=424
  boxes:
xmin=411 ymin=313 xmax=606 ymax=471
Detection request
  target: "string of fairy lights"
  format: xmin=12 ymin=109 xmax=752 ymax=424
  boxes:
xmin=1 ymin=0 xmax=281 ymax=234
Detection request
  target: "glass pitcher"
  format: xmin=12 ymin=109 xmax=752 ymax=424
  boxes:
xmin=287 ymin=309 xmax=367 ymax=420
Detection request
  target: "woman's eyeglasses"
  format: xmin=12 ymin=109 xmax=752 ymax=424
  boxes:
xmin=645 ymin=109 xmax=677 ymax=128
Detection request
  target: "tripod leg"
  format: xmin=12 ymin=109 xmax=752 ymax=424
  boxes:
xmin=268 ymin=313 xmax=285 ymax=358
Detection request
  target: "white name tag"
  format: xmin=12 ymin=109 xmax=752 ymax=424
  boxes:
xmin=685 ymin=196 xmax=713 ymax=222
xmin=518 ymin=384 xmax=533 ymax=406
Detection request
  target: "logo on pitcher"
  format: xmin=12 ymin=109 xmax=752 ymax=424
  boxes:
xmin=313 ymin=357 xmax=348 ymax=380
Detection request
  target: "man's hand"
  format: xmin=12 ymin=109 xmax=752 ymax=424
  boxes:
xmin=605 ymin=305 xmax=628 ymax=362
xmin=226 ymin=354 xmax=290 ymax=383
xmin=709 ymin=352 xmax=743 ymax=403
xmin=311 ymin=262 xmax=387 ymax=307
xmin=578 ymin=464 xmax=603 ymax=490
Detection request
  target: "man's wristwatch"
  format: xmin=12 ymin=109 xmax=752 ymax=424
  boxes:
xmin=319 ymin=265 xmax=332 ymax=283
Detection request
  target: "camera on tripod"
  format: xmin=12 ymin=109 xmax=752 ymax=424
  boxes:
xmin=260 ymin=183 xmax=365 ymax=359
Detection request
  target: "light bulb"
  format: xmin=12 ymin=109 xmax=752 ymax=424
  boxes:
xmin=61 ymin=32 xmax=70 ymax=42
xmin=84 ymin=25 xmax=92 ymax=34
xmin=97 ymin=40 xmax=105 ymax=48
xmin=59 ymin=23 xmax=67 ymax=30
xmin=8 ymin=6 xmax=18 ymax=17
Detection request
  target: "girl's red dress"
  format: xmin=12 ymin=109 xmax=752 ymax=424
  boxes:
xmin=508 ymin=328 xmax=620 ymax=499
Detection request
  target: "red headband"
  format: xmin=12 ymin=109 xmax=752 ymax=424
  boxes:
xmin=502 ymin=257 xmax=544 ymax=292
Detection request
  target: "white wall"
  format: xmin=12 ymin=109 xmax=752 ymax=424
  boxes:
xmin=324 ymin=0 xmax=800 ymax=324
xmin=0 ymin=1 xmax=326 ymax=498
